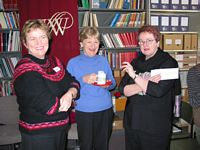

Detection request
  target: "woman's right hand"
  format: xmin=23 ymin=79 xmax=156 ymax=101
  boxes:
xmin=83 ymin=73 xmax=97 ymax=84
xmin=121 ymin=62 xmax=136 ymax=79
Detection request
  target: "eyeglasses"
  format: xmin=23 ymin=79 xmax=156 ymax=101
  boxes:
xmin=138 ymin=39 xmax=155 ymax=46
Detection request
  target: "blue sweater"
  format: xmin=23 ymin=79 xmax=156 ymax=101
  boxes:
xmin=67 ymin=53 xmax=116 ymax=112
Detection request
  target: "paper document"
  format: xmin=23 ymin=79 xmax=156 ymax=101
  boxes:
xmin=151 ymin=68 xmax=179 ymax=80
xmin=173 ymin=126 xmax=182 ymax=133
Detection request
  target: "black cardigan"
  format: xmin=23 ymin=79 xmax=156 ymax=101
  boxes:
xmin=13 ymin=54 xmax=80 ymax=134
xmin=119 ymin=49 xmax=180 ymax=135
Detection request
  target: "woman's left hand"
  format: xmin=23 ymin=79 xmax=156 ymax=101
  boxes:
xmin=149 ymin=74 xmax=161 ymax=83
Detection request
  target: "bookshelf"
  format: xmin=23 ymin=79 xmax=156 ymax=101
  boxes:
xmin=78 ymin=0 xmax=146 ymax=95
xmin=0 ymin=0 xmax=21 ymax=97
xmin=146 ymin=1 xmax=200 ymax=103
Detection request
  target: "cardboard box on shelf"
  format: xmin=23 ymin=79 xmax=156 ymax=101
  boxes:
xmin=115 ymin=97 xmax=127 ymax=112
xmin=175 ymin=53 xmax=197 ymax=62
xmin=178 ymin=62 xmax=197 ymax=70
xmin=163 ymin=34 xmax=173 ymax=50
xmin=172 ymin=34 xmax=183 ymax=50
xmin=191 ymin=34 xmax=198 ymax=50
xmin=183 ymin=34 xmax=191 ymax=50
xmin=163 ymin=34 xmax=184 ymax=50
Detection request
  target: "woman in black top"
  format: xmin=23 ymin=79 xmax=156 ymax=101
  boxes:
xmin=119 ymin=25 xmax=179 ymax=150
xmin=13 ymin=19 xmax=80 ymax=150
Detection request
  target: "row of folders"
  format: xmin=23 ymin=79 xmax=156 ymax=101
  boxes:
xmin=81 ymin=11 xmax=145 ymax=28
xmin=101 ymin=31 xmax=138 ymax=48
xmin=0 ymin=56 xmax=20 ymax=78
xmin=0 ymin=11 xmax=19 ymax=29
xmin=151 ymin=15 xmax=189 ymax=32
xmin=78 ymin=0 xmax=145 ymax=9
xmin=0 ymin=0 xmax=18 ymax=10
xmin=0 ymin=31 xmax=21 ymax=52
xmin=151 ymin=0 xmax=200 ymax=10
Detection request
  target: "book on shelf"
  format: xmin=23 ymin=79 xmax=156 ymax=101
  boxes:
xmin=134 ymin=12 xmax=141 ymax=28
xmin=2 ymin=32 xmax=9 ymax=52
xmin=102 ymin=33 xmax=115 ymax=48
xmin=114 ymin=33 xmax=124 ymax=48
xmin=99 ymin=0 xmax=109 ymax=8
xmin=3 ymin=12 xmax=12 ymax=28
xmin=78 ymin=0 xmax=83 ymax=7
xmin=132 ymin=0 xmax=137 ymax=9
xmin=91 ymin=0 xmax=100 ymax=8
xmin=10 ymin=56 xmax=19 ymax=67
xmin=0 ymin=0 xmax=4 ymax=10
xmin=128 ymin=13 xmax=136 ymax=27
xmin=0 ymin=32 xmax=3 ymax=52
xmin=89 ymin=12 xmax=93 ymax=26
xmin=113 ymin=0 xmax=119 ymax=9
xmin=12 ymin=11 xmax=20 ymax=28
xmin=0 ymin=58 xmax=7 ymax=77
xmin=8 ymin=12 xmax=17 ymax=28
xmin=104 ymin=51 xmax=138 ymax=69
xmin=108 ymin=0 xmax=115 ymax=8
xmin=7 ymin=31 xmax=12 ymax=52
xmin=82 ymin=11 xmax=89 ymax=26
xmin=0 ymin=80 xmax=14 ymax=96
xmin=81 ymin=0 xmax=90 ymax=8
xmin=1 ymin=57 xmax=12 ymax=78
xmin=117 ymin=0 xmax=124 ymax=9
xmin=92 ymin=13 xmax=99 ymax=27
xmin=0 ymin=12 xmax=8 ymax=28
xmin=5 ymin=57 xmax=15 ymax=74
xmin=123 ymin=0 xmax=130 ymax=9
xmin=0 ymin=56 xmax=20 ymax=78
xmin=118 ymin=33 xmax=129 ymax=47
xmin=0 ymin=67 xmax=3 ymax=78
xmin=1 ymin=31 xmax=20 ymax=52
xmin=4 ymin=57 xmax=14 ymax=76
xmin=110 ymin=13 xmax=120 ymax=27
xmin=123 ymin=13 xmax=131 ymax=27
xmin=116 ymin=13 xmax=126 ymax=27
xmin=140 ymin=12 xmax=146 ymax=27
xmin=109 ymin=34 xmax=119 ymax=48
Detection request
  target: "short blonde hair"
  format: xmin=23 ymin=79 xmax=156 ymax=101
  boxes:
xmin=79 ymin=26 xmax=100 ymax=42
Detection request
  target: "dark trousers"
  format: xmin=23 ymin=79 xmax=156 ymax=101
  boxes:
xmin=21 ymin=130 xmax=67 ymax=150
xmin=76 ymin=108 xmax=114 ymax=150
xmin=125 ymin=128 xmax=170 ymax=150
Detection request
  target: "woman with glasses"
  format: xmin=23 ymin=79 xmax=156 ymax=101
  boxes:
xmin=119 ymin=25 xmax=180 ymax=150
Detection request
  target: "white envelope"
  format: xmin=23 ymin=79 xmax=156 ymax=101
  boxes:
xmin=151 ymin=68 xmax=179 ymax=80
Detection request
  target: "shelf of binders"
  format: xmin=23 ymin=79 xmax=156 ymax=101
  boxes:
xmin=148 ymin=9 xmax=200 ymax=32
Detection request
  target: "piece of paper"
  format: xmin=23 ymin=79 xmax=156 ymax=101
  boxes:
xmin=151 ymin=68 xmax=179 ymax=80
xmin=173 ymin=126 xmax=182 ymax=133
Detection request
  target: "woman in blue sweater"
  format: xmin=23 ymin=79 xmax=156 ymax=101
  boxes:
xmin=67 ymin=26 xmax=116 ymax=150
